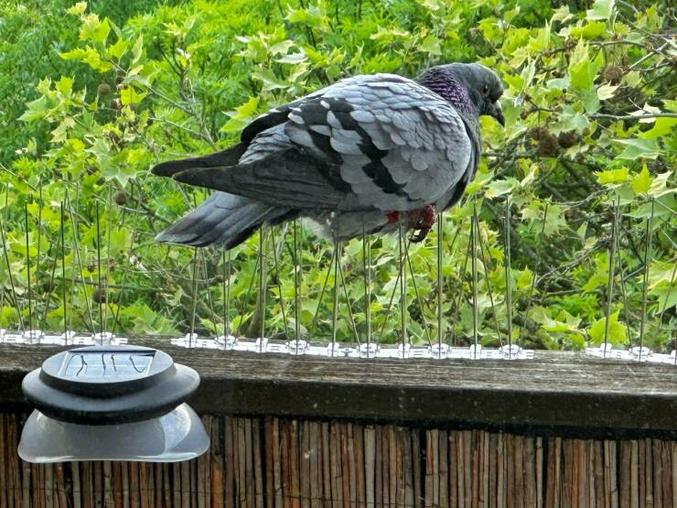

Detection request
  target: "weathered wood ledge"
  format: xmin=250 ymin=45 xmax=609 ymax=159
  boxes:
xmin=0 ymin=339 xmax=675 ymax=438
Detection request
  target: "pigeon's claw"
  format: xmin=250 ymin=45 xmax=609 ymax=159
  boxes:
xmin=407 ymin=204 xmax=436 ymax=242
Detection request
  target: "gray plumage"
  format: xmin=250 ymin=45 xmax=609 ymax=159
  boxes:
xmin=153 ymin=63 xmax=504 ymax=248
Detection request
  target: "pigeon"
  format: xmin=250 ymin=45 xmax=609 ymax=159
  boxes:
xmin=152 ymin=63 xmax=504 ymax=248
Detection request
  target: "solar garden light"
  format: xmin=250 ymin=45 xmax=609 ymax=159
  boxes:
xmin=18 ymin=345 xmax=209 ymax=463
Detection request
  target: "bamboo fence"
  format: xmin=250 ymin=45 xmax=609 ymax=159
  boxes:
xmin=1 ymin=413 xmax=675 ymax=508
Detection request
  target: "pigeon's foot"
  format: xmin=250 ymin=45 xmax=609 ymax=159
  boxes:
xmin=384 ymin=205 xmax=436 ymax=242
xmin=407 ymin=204 xmax=437 ymax=242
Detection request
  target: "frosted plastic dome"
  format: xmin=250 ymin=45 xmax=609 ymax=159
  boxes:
xmin=19 ymin=403 xmax=208 ymax=463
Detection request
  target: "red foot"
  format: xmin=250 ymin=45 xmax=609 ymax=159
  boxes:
xmin=407 ymin=204 xmax=436 ymax=242
xmin=384 ymin=205 xmax=436 ymax=242
xmin=386 ymin=211 xmax=400 ymax=224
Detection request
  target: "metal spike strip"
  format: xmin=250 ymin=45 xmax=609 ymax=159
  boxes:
xmin=60 ymin=203 xmax=68 ymax=341
xmin=637 ymin=198 xmax=654 ymax=360
xmin=602 ymin=199 xmax=620 ymax=358
xmin=95 ymin=202 xmax=104 ymax=334
xmin=258 ymin=227 xmax=267 ymax=350
xmin=66 ymin=192 xmax=95 ymax=334
xmin=293 ymin=221 xmax=301 ymax=344
xmin=404 ymin=236 xmax=432 ymax=347
xmin=1 ymin=190 xmax=23 ymax=333
xmin=398 ymin=224 xmax=407 ymax=358
xmin=504 ymin=196 xmax=513 ymax=356
xmin=330 ymin=239 xmax=340 ymax=357
xmin=2 ymin=327 xmax=676 ymax=364
xmin=470 ymin=203 xmax=480 ymax=359
xmin=361 ymin=227 xmax=375 ymax=358
xmin=436 ymin=212 xmax=443 ymax=353
xmin=475 ymin=210 xmax=503 ymax=348
xmin=21 ymin=203 xmax=38 ymax=344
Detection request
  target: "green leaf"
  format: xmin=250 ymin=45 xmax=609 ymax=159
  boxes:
xmin=614 ymin=138 xmax=661 ymax=160
xmin=639 ymin=117 xmax=677 ymax=140
xmin=553 ymin=105 xmax=590 ymax=134
xmin=55 ymin=76 xmax=73 ymax=97
xmin=19 ymin=95 xmax=49 ymax=122
xmin=61 ymin=47 xmax=113 ymax=72
xmin=50 ymin=116 xmax=75 ymax=144
xmin=108 ymin=38 xmax=128 ymax=60
xmin=586 ymin=0 xmax=615 ymax=20
xmin=484 ymin=178 xmax=518 ymax=198
xmin=631 ymin=165 xmax=652 ymax=194
xmin=420 ymin=35 xmax=442 ymax=55
xmin=221 ymin=96 xmax=259 ymax=133
xmin=648 ymin=171 xmax=674 ymax=198
xmin=131 ymin=36 xmax=144 ymax=65
xmin=597 ymin=83 xmax=618 ymax=101
xmin=119 ymin=87 xmax=147 ymax=105
xmin=79 ymin=14 xmax=110 ymax=44
xmin=596 ymin=167 xmax=629 ymax=185
xmin=588 ymin=311 xmax=627 ymax=346
xmin=67 ymin=2 xmax=87 ymax=16
xmin=568 ymin=41 xmax=603 ymax=93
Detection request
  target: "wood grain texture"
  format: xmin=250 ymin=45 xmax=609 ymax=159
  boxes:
xmin=0 ymin=342 xmax=675 ymax=434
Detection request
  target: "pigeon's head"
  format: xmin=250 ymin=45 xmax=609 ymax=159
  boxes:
xmin=419 ymin=63 xmax=505 ymax=126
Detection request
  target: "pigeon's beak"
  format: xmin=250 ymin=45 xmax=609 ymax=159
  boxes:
xmin=488 ymin=100 xmax=505 ymax=127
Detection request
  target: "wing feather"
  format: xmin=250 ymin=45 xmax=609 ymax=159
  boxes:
xmin=155 ymin=73 xmax=476 ymax=215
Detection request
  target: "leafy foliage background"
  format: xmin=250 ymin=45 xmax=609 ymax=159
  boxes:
xmin=0 ymin=0 xmax=675 ymax=350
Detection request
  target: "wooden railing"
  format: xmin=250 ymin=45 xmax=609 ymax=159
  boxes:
xmin=0 ymin=339 xmax=675 ymax=507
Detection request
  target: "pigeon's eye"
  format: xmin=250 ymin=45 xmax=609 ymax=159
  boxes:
xmin=482 ymin=84 xmax=489 ymax=96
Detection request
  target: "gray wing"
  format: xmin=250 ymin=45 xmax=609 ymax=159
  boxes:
xmin=287 ymin=74 xmax=473 ymax=211
xmin=170 ymin=74 xmax=473 ymax=212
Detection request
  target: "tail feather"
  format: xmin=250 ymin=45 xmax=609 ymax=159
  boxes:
xmin=155 ymin=192 xmax=289 ymax=248
xmin=152 ymin=144 xmax=247 ymax=177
